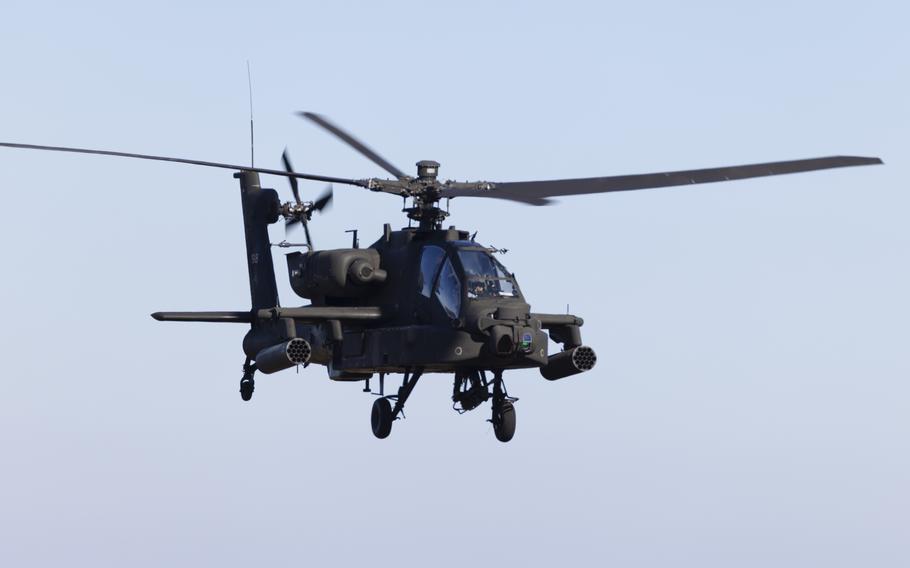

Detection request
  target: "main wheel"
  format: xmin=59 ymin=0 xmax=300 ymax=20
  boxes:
xmin=240 ymin=376 xmax=254 ymax=401
xmin=493 ymin=400 xmax=516 ymax=443
xmin=371 ymin=397 xmax=393 ymax=439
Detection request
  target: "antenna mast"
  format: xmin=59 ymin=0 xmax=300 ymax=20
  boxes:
xmin=247 ymin=60 xmax=255 ymax=167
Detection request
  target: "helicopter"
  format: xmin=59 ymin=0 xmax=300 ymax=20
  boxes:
xmin=0 ymin=112 xmax=882 ymax=442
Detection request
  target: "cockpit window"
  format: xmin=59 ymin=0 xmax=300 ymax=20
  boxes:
xmin=434 ymin=258 xmax=461 ymax=318
xmin=457 ymin=250 xmax=519 ymax=299
xmin=418 ymin=245 xmax=446 ymax=297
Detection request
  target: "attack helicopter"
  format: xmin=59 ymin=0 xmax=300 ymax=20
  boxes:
xmin=0 ymin=113 xmax=882 ymax=442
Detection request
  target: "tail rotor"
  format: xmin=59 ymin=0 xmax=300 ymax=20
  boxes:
xmin=280 ymin=148 xmax=333 ymax=249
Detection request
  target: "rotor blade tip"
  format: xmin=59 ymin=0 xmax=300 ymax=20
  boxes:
xmin=845 ymin=155 xmax=883 ymax=165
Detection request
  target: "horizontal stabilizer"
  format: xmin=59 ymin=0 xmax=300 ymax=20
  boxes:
xmin=151 ymin=311 xmax=253 ymax=323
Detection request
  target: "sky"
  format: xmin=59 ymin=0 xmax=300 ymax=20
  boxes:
xmin=0 ymin=1 xmax=907 ymax=566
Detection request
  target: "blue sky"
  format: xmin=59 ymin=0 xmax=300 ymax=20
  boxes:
xmin=0 ymin=1 xmax=907 ymax=566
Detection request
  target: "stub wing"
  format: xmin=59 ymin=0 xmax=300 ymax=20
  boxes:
xmin=151 ymin=311 xmax=253 ymax=323
xmin=151 ymin=306 xmax=385 ymax=324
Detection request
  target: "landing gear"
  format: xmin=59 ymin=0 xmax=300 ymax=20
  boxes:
xmin=490 ymin=370 xmax=516 ymax=443
xmin=369 ymin=368 xmax=423 ymax=439
xmin=452 ymin=370 xmax=518 ymax=442
xmin=492 ymin=400 xmax=516 ymax=442
xmin=240 ymin=358 xmax=256 ymax=401
xmin=240 ymin=378 xmax=254 ymax=401
xmin=371 ymin=397 xmax=392 ymax=438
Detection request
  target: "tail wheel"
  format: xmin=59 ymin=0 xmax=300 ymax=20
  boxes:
xmin=493 ymin=400 xmax=516 ymax=443
xmin=371 ymin=397 xmax=393 ymax=439
xmin=240 ymin=377 xmax=254 ymax=401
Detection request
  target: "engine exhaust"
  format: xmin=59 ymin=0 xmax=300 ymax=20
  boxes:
xmin=255 ymin=338 xmax=312 ymax=374
xmin=540 ymin=345 xmax=597 ymax=381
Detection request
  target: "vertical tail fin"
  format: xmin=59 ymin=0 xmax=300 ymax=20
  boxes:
xmin=235 ymin=170 xmax=280 ymax=310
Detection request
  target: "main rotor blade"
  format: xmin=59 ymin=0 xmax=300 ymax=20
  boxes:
xmin=298 ymin=112 xmax=407 ymax=179
xmin=442 ymin=156 xmax=883 ymax=205
xmin=0 ymin=141 xmax=369 ymax=187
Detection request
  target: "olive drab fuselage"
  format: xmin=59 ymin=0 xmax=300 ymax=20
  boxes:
xmin=282 ymin=227 xmax=554 ymax=378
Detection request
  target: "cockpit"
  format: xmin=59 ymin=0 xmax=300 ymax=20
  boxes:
xmin=418 ymin=241 xmax=521 ymax=319
xmin=456 ymin=247 xmax=519 ymax=300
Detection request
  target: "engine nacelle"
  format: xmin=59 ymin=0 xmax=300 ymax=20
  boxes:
xmin=540 ymin=345 xmax=597 ymax=381
xmin=255 ymin=338 xmax=312 ymax=374
xmin=286 ymin=249 xmax=387 ymax=299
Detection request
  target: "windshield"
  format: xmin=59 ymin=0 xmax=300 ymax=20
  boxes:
xmin=457 ymin=249 xmax=519 ymax=299
xmin=435 ymin=258 xmax=461 ymax=318
xmin=418 ymin=245 xmax=446 ymax=297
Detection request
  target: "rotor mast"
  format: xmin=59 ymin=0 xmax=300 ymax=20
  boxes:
xmin=406 ymin=160 xmax=448 ymax=230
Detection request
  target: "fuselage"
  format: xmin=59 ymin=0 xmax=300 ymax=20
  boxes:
xmin=285 ymin=226 xmax=551 ymax=376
